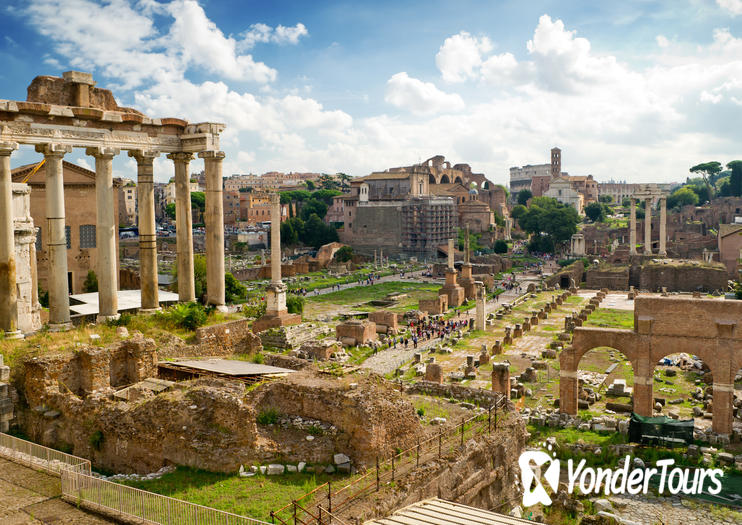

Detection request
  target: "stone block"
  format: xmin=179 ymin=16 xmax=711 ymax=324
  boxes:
xmin=335 ymin=320 xmax=377 ymax=346
xmin=425 ymin=363 xmax=443 ymax=383
xmin=0 ymin=367 xmax=8 ymax=382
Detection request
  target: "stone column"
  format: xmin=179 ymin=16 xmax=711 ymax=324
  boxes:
xmin=0 ymin=142 xmax=20 ymax=336
xmin=644 ymin=198 xmax=652 ymax=255
xmin=492 ymin=363 xmax=510 ymax=400
xmin=36 ymin=143 xmax=73 ymax=330
xmin=88 ymin=147 xmax=120 ymax=321
xmin=629 ymin=198 xmax=637 ymax=255
xmin=199 ymin=151 xmax=226 ymax=311
xmin=270 ymin=192 xmax=282 ymax=284
xmin=131 ymin=150 xmax=160 ymax=312
xmin=475 ymin=282 xmax=486 ymax=331
xmin=447 ymin=238 xmax=454 ymax=269
xmin=658 ymin=197 xmax=667 ymax=257
xmin=712 ymin=380 xmax=734 ymax=436
xmin=167 ymin=153 xmax=195 ymax=302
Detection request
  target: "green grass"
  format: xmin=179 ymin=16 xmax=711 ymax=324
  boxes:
xmin=122 ymin=466 xmax=343 ymax=522
xmin=584 ymin=308 xmax=634 ymax=330
xmin=307 ymin=281 xmax=438 ymax=306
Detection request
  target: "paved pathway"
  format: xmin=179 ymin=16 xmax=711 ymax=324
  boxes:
xmin=607 ymin=493 xmax=741 ymax=525
xmin=0 ymin=457 xmax=114 ymax=524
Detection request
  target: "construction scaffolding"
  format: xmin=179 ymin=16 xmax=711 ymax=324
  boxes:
xmin=402 ymin=196 xmax=457 ymax=254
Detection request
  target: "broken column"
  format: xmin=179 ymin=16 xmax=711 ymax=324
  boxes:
xmin=459 ymin=226 xmax=476 ymax=299
xmin=644 ymin=197 xmax=652 ymax=255
xmin=658 ymin=196 xmax=667 ymax=257
xmin=492 ymin=363 xmax=510 ymax=400
xmin=475 ymin=281 xmax=486 ymax=331
xmin=425 ymin=363 xmax=443 ymax=383
xmin=438 ymin=238 xmax=465 ymax=307
xmin=253 ymin=193 xmax=301 ymax=332
xmin=629 ymin=197 xmax=637 ymax=255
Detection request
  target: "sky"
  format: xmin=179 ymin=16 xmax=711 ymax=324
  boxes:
xmin=1 ymin=0 xmax=742 ymax=185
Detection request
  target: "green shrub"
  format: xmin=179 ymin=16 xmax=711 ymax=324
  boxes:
xmin=417 ymin=407 xmax=425 ymax=417
xmin=256 ymin=408 xmax=280 ymax=425
xmin=286 ymin=295 xmax=305 ymax=315
xmin=161 ymin=302 xmax=208 ymax=331
xmin=307 ymin=425 xmax=324 ymax=436
xmin=252 ymin=352 xmax=264 ymax=364
xmin=106 ymin=312 xmax=132 ymax=327
xmin=493 ymin=239 xmax=508 ymax=254
xmin=83 ymin=270 xmax=98 ymax=293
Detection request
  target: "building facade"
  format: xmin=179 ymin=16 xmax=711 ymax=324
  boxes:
xmin=12 ymin=161 xmax=120 ymax=295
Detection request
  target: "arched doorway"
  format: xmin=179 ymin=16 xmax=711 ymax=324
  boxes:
xmin=429 ymin=174 xmax=436 ymax=184
xmin=440 ymin=174 xmax=450 ymax=184
xmin=483 ymin=181 xmax=490 ymax=190
xmin=454 ymin=176 xmax=463 ymax=185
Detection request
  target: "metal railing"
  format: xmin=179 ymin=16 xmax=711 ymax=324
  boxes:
xmin=270 ymin=396 xmax=508 ymax=525
xmin=0 ymin=432 xmax=91 ymax=476
xmin=0 ymin=432 xmax=270 ymax=525
xmin=61 ymin=470 xmax=271 ymax=525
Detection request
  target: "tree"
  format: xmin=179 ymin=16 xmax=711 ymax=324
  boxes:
xmin=516 ymin=189 xmax=532 ymax=206
xmin=280 ymin=220 xmax=298 ymax=246
xmin=517 ymin=197 xmax=579 ymax=254
xmin=224 ymin=272 xmax=247 ymax=303
xmin=305 ymin=179 xmax=316 ymax=191
xmin=511 ymin=204 xmax=527 ymax=220
xmin=317 ymin=174 xmax=339 ymax=190
xmin=493 ymin=239 xmax=508 ymax=254
xmin=165 ymin=202 xmax=176 ymax=220
xmin=302 ymin=213 xmax=338 ymax=248
xmin=300 ymin=198 xmax=329 ymax=220
xmin=584 ymin=202 xmax=606 ymax=222
xmin=690 ymin=161 xmax=722 ymax=201
xmin=728 ymin=160 xmax=742 ymax=197
xmin=334 ymin=245 xmax=354 ymax=262
xmin=193 ymin=254 xmax=207 ymax=302
xmin=191 ymin=192 xmax=206 ymax=213
xmin=621 ymin=197 xmax=631 ymax=208
xmin=83 ymin=270 xmax=98 ymax=293
xmin=667 ymin=186 xmax=699 ymax=209
xmin=599 ymin=195 xmax=613 ymax=203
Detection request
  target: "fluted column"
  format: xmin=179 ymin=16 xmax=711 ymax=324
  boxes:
xmin=644 ymin=198 xmax=652 ymax=255
xmin=658 ymin=197 xmax=667 ymax=256
xmin=199 ymin=150 xmax=226 ymax=310
xmin=36 ymin=143 xmax=73 ymax=330
xmin=167 ymin=152 xmax=195 ymax=302
xmin=0 ymin=142 xmax=20 ymax=336
xmin=270 ymin=192 xmax=282 ymax=284
xmin=130 ymin=150 xmax=160 ymax=312
xmin=88 ymin=147 xmax=120 ymax=321
xmin=629 ymin=198 xmax=637 ymax=255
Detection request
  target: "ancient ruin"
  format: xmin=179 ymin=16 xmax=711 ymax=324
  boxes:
xmin=0 ymin=72 xmax=226 ymax=331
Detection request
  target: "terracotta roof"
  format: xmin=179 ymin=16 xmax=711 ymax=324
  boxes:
xmin=719 ymin=224 xmax=742 ymax=238
xmin=11 ymin=160 xmax=96 ymax=183
xmin=357 ymin=171 xmax=412 ymax=181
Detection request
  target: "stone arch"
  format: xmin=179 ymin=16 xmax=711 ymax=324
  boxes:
xmin=482 ymin=181 xmax=490 ymax=190
xmin=454 ymin=176 xmax=463 ymax=185
xmin=440 ymin=174 xmax=450 ymax=184
xmin=560 ymin=328 xmax=647 ymax=416
xmin=429 ymin=174 xmax=436 ymax=184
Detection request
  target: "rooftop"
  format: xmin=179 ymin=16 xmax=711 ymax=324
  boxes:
xmin=363 ymin=498 xmax=533 ymax=525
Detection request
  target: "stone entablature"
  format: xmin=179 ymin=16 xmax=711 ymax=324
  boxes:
xmin=560 ymin=296 xmax=742 ymax=435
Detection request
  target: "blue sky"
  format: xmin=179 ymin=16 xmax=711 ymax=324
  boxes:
xmin=1 ymin=0 xmax=742 ymax=185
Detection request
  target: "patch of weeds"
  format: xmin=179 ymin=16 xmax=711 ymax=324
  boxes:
xmin=257 ymin=407 xmax=281 ymax=425
xmin=89 ymin=431 xmax=104 ymax=451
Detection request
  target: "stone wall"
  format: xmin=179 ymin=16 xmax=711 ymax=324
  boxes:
xmin=639 ymin=261 xmax=727 ymax=292
xmin=419 ymin=295 xmax=447 ymax=315
xmin=585 ymin=266 xmax=630 ymax=290
xmin=336 ymin=319 xmax=377 ymax=346
xmin=368 ymin=310 xmax=398 ymax=334
xmin=405 ymin=381 xmax=504 ymax=407
xmin=194 ymin=319 xmax=262 ymax=355
xmin=546 ymin=261 xmax=585 ymax=288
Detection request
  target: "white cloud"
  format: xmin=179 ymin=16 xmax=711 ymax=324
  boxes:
xmin=435 ymin=31 xmax=493 ymax=82
xmin=717 ymin=0 xmax=742 ymax=15
xmin=656 ymin=34 xmax=669 ymax=47
xmin=240 ymin=23 xmax=308 ymax=49
xmin=384 ymin=72 xmax=465 ymax=115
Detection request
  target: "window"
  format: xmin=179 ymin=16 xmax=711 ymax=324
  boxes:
xmin=80 ymin=225 xmax=96 ymax=249
xmin=35 ymin=227 xmax=42 ymax=251
xmin=65 ymin=226 xmax=71 ymax=249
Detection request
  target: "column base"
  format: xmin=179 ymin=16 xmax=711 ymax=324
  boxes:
xmin=48 ymin=322 xmax=72 ymax=332
xmin=139 ymin=307 xmax=162 ymax=315
xmin=2 ymin=330 xmax=24 ymax=340
xmin=96 ymin=314 xmax=120 ymax=324
xmin=211 ymin=304 xmax=229 ymax=313
xmin=657 ymin=251 xmax=667 ymax=257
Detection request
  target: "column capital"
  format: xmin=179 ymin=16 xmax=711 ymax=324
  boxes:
xmin=198 ymin=150 xmax=225 ymax=160
xmin=86 ymin=146 xmax=120 ymax=158
xmin=35 ymin=143 xmax=72 ymax=157
xmin=0 ymin=142 xmax=18 ymax=156
xmin=128 ymin=149 xmax=160 ymax=162
xmin=166 ymin=151 xmax=194 ymax=162
xmin=270 ymin=191 xmax=280 ymax=205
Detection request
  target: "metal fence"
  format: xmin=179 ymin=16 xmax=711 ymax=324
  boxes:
xmin=61 ymin=470 xmax=271 ymax=525
xmin=270 ymin=395 xmax=507 ymax=525
xmin=0 ymin=432 xmax=91 ymax=476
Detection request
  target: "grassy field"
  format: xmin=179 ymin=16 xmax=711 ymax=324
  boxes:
xmin=122 ymin=466 xmax=347 ymax=522
xmin=307 ymin=281 xmax=439 ymax=311
xmin=584 ymin=308 xmax=634 ymax=330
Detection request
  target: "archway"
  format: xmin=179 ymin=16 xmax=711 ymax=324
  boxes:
xmin=429 ymin=174 xmax=436 ymax=184
xmin=572 ymin=346 xmax=636 ymax=417
xmin=440 ymin=174 xmax=450 ymax=184
xmin=482 ymin=181 xmax=490 ymax=190
xmin=559 ymin=275 xmax=571 ymax=289
xmin=454 ymin=176 xmax=463 ymax=185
